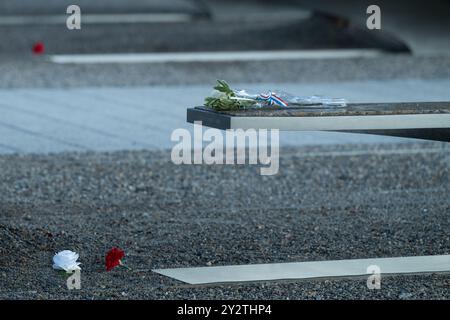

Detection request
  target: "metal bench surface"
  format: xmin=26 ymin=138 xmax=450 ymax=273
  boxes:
xmin=187 ymin=102 xmax=450 ymax=141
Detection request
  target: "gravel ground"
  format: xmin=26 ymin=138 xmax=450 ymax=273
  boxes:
xmin=0 ymin=14 xmax=405 ymax=55
xmin=0 ymin=0 xmax=406 ymax=55
xmin=0 ymin=142 xmax=448 ymax=299
xmin=1 ymin=54 xmax=450 ymax=89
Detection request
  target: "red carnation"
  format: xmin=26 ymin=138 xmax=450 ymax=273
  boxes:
xmin=105 ymin=247 xmax=125 ymax=271
xmin=32 ymin=42 xmax=45 ymax=55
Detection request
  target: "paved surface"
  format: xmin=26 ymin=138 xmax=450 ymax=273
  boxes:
xmin=2 ymin=79 xmax=450 ymax=154
xmin=0 ymin=142 xmax=448 ymax=299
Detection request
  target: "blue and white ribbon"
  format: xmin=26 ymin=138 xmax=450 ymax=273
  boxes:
xmin=257 ymin=92 xmax=288 ymax=107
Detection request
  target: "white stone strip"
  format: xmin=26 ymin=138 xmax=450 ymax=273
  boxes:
xmin=0 ymin=13 xmax=192 ymax=25
xmin=153 ymin=255 xmax=450 ymax=284
xmin=231 ymin=114 xmax=450 ymax=131
xmin=49 ymin=49 xmax=384 ymax=64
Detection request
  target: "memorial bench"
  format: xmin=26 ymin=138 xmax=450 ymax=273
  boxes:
xmin=187 ymin=102 xmax=450 ymax=142
xmin=153 ymin=101 xmax=450 ymax=284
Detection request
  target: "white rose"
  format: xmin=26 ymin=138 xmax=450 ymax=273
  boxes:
xmin=52 ymin=250 xmax=81 ymax=272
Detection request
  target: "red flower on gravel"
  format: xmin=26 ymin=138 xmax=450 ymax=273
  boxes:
xmin=32 ymin=42 xmax=45 ymax=55
xmin=105 ymin=247 xmax=125 ymax=271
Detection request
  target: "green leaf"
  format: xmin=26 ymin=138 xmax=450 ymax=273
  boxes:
xmin=205 ymin=80 xmax=255 ymax=111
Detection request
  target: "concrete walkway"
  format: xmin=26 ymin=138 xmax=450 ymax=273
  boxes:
xmin=1 ymin=79 xmax=450 ymax=154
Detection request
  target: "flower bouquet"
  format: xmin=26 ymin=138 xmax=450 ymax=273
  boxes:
xmin=204 ymin=80 xmax=347 ymax=111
